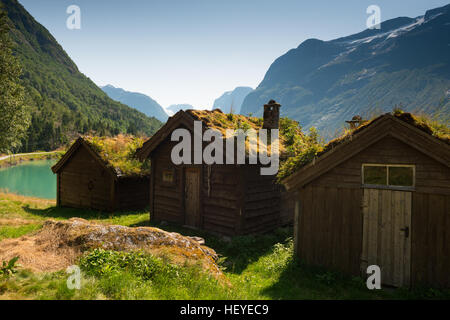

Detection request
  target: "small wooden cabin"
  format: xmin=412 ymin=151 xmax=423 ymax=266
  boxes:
xmin=282 ymin=112 xmax=450 ymax=288
xmin=136 ymin=101 xmax=295 ymax=236
xmin=52 ymin=137 xmax=150 ymax=211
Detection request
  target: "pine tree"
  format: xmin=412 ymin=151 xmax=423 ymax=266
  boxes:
xmin=0 ymin=4 xmax=29 ymax=153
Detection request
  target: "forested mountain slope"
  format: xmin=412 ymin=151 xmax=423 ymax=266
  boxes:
xmin=1 ymin=0 xmax=161 ymax=151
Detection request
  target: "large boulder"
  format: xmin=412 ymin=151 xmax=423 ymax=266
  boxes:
xmin=0 ymin=218 xmax=221 ymax=277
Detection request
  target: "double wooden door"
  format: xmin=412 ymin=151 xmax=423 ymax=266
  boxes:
xmin=362 ymin=189 xmax=412 ymax=287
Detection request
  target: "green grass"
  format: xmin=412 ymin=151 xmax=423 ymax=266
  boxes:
xmin=0 ymin=224 xmax=42 ymax=241
xmin=0 ymin=192 xmax=149 ymax=227
xmin=0 ymin=193 xmax=449 ymax=300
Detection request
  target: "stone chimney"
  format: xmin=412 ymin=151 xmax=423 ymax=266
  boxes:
xmin=262 ymin=100 xmax=281 ymax=129
xmin=345 ymin=115 xmax=363 ymax=129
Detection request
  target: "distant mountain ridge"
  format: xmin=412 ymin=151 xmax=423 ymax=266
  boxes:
xmin=101 ymin=85 xmax=168 ymax=122
xmin=213 ymin=87 xmax=253 ymax=114
xmin=1 ymin=0 xmax=161 ymax=151
xmin=240 ymin=4 xmax=450 ymax=136
xmin=167 ymin=104 xmax=197 ymax=115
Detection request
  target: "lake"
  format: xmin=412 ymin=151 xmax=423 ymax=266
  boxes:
xmin=0 ymin=159 xmax=57 ymax=199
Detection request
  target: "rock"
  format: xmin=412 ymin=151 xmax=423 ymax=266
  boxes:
xmin=0 ymin=218 xmax=222 ymax=278
xmin=188 ymin=236 xmax=205 ymax=245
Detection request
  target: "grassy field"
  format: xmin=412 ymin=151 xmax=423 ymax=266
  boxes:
xmin=0 ymin=192 xmax=449 ymax=300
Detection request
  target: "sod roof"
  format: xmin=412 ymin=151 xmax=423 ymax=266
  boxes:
xmin=83 ymin=135 xmax=150 ymax=177
xmin=278 ymin=110 xmax=450 ymax=182
xmin=185 ymin=109 xmax=305 ymax=156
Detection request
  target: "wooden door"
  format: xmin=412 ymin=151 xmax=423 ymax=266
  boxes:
xmin=184 ymin=168 xmax=201 ymax=227
xmin=361 ymin=189 xmax=411 ymax=287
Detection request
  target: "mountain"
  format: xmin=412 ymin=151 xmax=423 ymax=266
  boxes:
xmin=213 ymin=87 xmax=253 ymax=114
xmin=101 ymin=85 xmax=168 ymax=122
xmin=166 ymin=104 xmax=197 ymax=115
xmin=240 ymin=4 xmax=450 ymax=137
xmin=1 ymin=0 xmax=162 ymax=152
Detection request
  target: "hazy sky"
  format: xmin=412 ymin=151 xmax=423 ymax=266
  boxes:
xmin=19 ymin=0 xmax=450 ymax=110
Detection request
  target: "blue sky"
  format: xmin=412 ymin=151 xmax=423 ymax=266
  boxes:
xmin=19 ymin=0 xmax=450 ymax=110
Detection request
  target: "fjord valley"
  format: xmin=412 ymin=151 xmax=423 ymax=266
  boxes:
xmin=101 ymin=85 xmax=169 ymax=123
xmin=0 ymin=0 xmax=162 ymax=153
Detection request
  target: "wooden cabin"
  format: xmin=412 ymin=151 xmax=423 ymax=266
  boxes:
xmin=52 ymin=137 xmax=150 ymax=211
xmin=282 ymin=112 xmax=450 ymax=288
xmin=136 ymin=100 xmax=295 ymax=236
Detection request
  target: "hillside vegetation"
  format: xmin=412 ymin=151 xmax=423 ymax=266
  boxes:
xmin=1 ymin=0 xmax=162 ymax=152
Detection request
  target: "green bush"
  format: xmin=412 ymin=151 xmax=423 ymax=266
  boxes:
xmin=0 ymin=257 xmax=20 ymax=278
xmin=79 ymin=249 xmax=178 ymax=281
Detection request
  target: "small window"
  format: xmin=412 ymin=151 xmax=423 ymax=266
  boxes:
xmin=363 ymin=165 xmax=387 ymax=185
xmin=363 ymin=164 xmax=415 ymax=188
xmin=389 ymin=166 xmax=414 ymax=186
xmin=162 ymin=169 xmax=175 ymax=184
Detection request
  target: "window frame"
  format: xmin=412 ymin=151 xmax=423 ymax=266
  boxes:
xmin=362 ymin=163 xmax=415 ymax=191
xmin=161 ymin=168 xmax=176 ymax=185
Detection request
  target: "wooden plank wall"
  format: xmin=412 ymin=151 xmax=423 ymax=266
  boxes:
xmin=243 ymin=166 xmax=283 ymax=234
xmin=280 ymin=187 xmax=295 ymax=226
xmin=152 ymin=140 xmax=184 ymax=224
xmin=202 ymin=165 xmax=240 ymax=236
xmin=411 ymin=192 xmax=450 ymax=288
xmin=116 ymin=177 xmax=150 ymax=211
xmin=297 ymin=186 xmax=363 ymax=275
xmin=59 ymin=145 xmax=112 ymax=211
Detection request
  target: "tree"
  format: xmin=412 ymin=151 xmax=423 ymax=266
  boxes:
xmin=0 ymin=4 xmax=29 ymax=153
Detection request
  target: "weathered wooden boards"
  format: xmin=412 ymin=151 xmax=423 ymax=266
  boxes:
xmin=287 ymin=120 xmax=450 ymax=288
xmin=55 ymin=143 xmax=149 ymax=212
xmin=362 ymin=189 xmax=411 ymax=287
xmin=185 ymin=168 xmax=201 ymax=227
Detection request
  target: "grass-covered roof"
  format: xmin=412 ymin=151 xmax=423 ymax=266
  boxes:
xmin=277 ymin=110 xmax=450 ymax=181
xmin=186 ymin=109 xmax=306 ymax=156
xmin=83 ymin=134 xmax=150 ymax=177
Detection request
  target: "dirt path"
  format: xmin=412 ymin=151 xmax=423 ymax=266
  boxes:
xmin=0 ymin=151 xmax=57 ymax=162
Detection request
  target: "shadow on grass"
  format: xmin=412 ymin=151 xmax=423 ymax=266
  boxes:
xmin=132 ymin=219 xmax=294 ymax=275
xmin=261 ymin=258 xmax=376 ymax=299
xmin=262 ymin=259 xmax=450 ymax=300
xmin=22 ymin=205 xmax=145 ymax=221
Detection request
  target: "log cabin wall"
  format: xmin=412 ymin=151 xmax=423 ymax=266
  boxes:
xmin=58 ymin=144 xmax=113 ymax=211
xmin=280 ymin=187 xmax=295 ymax=226
xmin=294 ymin=135 xmax=450 ymax=287
xmin=116 ymin=177 xmax=150 ymax=211
xmin=202 ymin=164 xmax=242 ymax=236
xmin=242 ymin=165 xmax=284 ymax=234
xmin=150 ymin=139 xmax=184 ymax=224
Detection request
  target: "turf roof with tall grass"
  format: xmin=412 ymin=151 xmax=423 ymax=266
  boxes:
xmin=83 ymin=134 xmax=150 ymax=177
xmin=186 ymin=109 xmax=307 ymax=156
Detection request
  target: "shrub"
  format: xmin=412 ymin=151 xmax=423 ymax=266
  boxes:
xmin=0 ymin=257 xmax=20 ymax=278
xmin=79 ymin=249 xmax=178 ymax=281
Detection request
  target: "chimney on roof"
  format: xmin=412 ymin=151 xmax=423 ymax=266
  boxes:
xmin=346 ymin=115 xmax=363 ymax=129
xmin=263 ymin=100 xmax=281 ymax=130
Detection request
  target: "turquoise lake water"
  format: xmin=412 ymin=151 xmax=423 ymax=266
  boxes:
xmin=0 ymin=159 xmax=57 ymax=199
